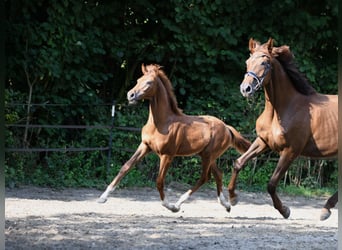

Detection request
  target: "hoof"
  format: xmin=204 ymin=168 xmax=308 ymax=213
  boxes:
xmin=162 ymin=202 xmax=180 ymax=213
xmin=230 ymin=196 xmax=238 ymax=206
xmin=320 ymin=208 xmax=331 ymax=221
xmin=97 ymin=197 xmax=108 ymax=203
xmin=170 ymin=206 xmax=180 ymax=213
xmin=226 ymin=206 xmax=231 ymax=213
xmin=281 ymin=206 xmax=290 ymax=219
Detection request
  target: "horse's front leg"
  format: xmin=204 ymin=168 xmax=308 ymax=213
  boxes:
xmin=228 ymin=137 xmax=268 ymax=205
xmin=156 ymin=155 xmax=178 ymax=212
xmin=169 ymin=157 xmax=216 ymax=212
xmin=97 ymin=142 xmax=150 ymax=203
xmin=267 ymin=149 xmax=297 ymax=219
xmin=320 ymin=191 xmax=338 ymax=220
xmin=160 ymin=155 xmax=213 ymax=212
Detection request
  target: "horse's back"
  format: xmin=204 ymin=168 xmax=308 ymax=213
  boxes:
xmin=140 ymin=115 xmax=230 ymax=156
xmin=172 ymin=115 xmax=234 ymax=157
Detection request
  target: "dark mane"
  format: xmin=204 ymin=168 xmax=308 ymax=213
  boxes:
xmin=154 ymin=66 xmax=183 ymax=115
xmin=273 ymin=46 xmax=316 ymax=95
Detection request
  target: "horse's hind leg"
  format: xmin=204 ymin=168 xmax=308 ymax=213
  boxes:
xmin=320 ymin=191 xmax=338 ymax=220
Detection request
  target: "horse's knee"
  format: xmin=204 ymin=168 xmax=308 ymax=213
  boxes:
xmin=118 ymin=163 xmax=131 ymax=176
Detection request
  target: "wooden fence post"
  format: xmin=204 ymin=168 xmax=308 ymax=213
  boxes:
xmin=106 ymin=101 xmax=116 ymax=180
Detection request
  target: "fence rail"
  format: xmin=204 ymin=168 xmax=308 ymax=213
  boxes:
xmin=5 ymin=102 xmax=337 ymax=188
xmin=4 ymin=103 xmax=334 ymax=162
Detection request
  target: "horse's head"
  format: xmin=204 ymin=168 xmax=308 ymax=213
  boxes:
xmin=240 ymin=38 xmax=273 ymax=98
xmin=127 ymin=64 xmax=161 ymax=104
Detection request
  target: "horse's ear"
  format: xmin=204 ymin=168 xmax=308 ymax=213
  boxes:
xmin=249 ymin=38 xmax=257 ymax=53
xmin=267 ymin=38 xmax=274 ymax=54
xmin=141 ymin=64 xmax=147 ymax=74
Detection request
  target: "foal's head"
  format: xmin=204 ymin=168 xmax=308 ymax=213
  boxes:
xmin=127 ymin=64 xmax=161 ymax=104
xmin=240 ymin=38 xmax=273 ymax=97
xmin=127 ymin=64 xmax=182 ymax=115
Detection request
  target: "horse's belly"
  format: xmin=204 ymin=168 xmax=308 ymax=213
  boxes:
xmin=146 ymin=128 xmax=210 ymax=156
xmin=301 ymin=136 xmax=338 ymax=158
xmin=175 ymin=131 xmax=210 ymax=156
xmin=303 ymin=99 xmax=338 ymax=158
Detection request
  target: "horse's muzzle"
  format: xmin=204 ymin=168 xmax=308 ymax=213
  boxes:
xmin=127 ymin=90 xmax=138 ymax=104
xmin=240 ymin=82 xmax=254 ymax=98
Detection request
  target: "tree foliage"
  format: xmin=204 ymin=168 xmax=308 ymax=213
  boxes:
xmin=5 ymin=0 xmax=338 ymax=188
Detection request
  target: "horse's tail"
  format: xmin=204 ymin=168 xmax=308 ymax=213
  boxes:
xmin=226 ymin=125 xmax=251 ymax=154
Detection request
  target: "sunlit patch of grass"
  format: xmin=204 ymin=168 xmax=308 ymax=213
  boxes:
xmin=278 ymin=185 xmax=336 ymax=198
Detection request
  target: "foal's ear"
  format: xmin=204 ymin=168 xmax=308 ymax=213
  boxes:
xmin=249 ymin=38 xmax=257 ymax=53
xmin=266 ymin=38 xmax=274 ymax=54
xmin=141 ymin=64 xmax=147 ymax=74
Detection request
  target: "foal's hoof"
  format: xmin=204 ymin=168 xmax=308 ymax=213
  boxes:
xmin=170 ymin=206 xmax=180 ymax=213
xmin=97 ymin=197 xmax=108 ymax=203
xmin=320 ymin=208 xmax=331 ymax=221
xmin=281 ymin=206 xmax=290 ymax=219
xmin=226 ymin=206 xmax=231 ymax=213
xmin=162 ymin=203 xmax=180 ymax=213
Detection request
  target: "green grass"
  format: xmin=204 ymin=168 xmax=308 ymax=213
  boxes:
xmin=278 ymin=185 xmax=336 ymax=198
xmin=237 ymin=183 xmax=336 ymax=198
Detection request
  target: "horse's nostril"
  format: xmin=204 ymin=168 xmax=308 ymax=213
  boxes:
xmin=245 ymin=86 xmax=252 ymax=93
xmin=128 ymin=91 xmax=135 ymax=99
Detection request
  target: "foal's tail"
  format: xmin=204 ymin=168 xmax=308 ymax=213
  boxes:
xmin=226 ymin=125 xmax=251 ymax=154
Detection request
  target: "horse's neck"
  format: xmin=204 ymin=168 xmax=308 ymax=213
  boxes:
xmin=148 ymin=81 xmax=175 ymax=129
xmin=264 ymin=61 xmax=300 ymax=114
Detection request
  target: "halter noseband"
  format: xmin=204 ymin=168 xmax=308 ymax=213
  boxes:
xmin=245 ymin=58 xmax=271 ymax=91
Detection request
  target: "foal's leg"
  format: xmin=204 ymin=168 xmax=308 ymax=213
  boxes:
xmin=97 ymin=142 xmax=150 ymax=203
xmin=156 ymin=155 xmax=176 ymax=211
xmin=211 ymin=163 xmax=231 ymax=212
xmin=320 ymin=191 xmax=338 ymax=221
xmin=165 ymin=157 xmax=212 ymax=212
xmin=267 ymin=150 xmax=297 ymax=219
xmin=228 ymin=137 xmax=268 ymax=205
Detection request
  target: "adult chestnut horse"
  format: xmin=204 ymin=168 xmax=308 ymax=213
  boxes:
xmin=228 ymin=38 xmax=338 ymax=220
xmin=98 ymin=64 xmax=251 ymax=212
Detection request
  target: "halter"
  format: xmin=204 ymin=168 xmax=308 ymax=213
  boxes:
xmin=245 ymin=58 xmax=271 ymax=91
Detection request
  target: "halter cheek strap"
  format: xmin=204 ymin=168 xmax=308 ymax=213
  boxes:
xmin=245 ymin=62 xmax=271 ymax=91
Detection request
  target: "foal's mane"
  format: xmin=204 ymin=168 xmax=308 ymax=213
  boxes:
xmin=148 ymin=64 xmax=183 ymax=115
xmin=272 ymin=46 xmax=316 ymax=95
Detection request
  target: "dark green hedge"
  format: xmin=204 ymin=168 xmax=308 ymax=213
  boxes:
xmin=5 ymin=0 xmax=337 ymax=189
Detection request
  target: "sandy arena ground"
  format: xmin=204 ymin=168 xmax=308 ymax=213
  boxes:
xmin=5 ymin=185 xmax=338 ymax=249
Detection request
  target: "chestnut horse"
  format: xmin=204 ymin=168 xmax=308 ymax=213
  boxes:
xmin=98 ymin=64 xmax=251 ymax=212
xmin=228 ymin=38 xmax=338 ymax=220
